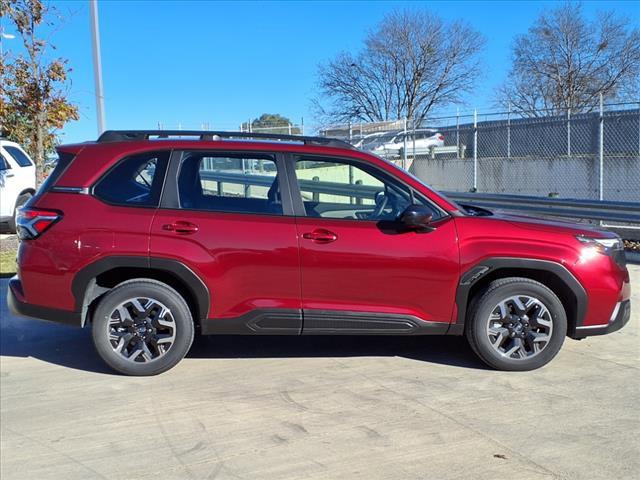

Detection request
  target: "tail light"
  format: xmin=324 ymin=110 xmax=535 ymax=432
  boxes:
xmin=438 ymin=134 xmax=445 ymax=141
xmin=16 ymin=207 xmax=62 ymax=240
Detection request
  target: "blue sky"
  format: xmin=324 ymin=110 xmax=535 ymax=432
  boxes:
xmin=2 ymin=0 xmax=639 ymax=143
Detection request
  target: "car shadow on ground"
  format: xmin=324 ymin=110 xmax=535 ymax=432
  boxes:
xmin=1 ymin=281 xmax=487 ymax=375
xmin=189 ymin=333 xmax=487 ymax=369
xmin=0 ymin=321 xmax=488 ymax=376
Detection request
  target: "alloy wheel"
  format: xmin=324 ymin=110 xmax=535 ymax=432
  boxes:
xmin=486 ymin=295 xmax=553 ymax=360
xmin=107 ymin=297 xmax=176 ymax=363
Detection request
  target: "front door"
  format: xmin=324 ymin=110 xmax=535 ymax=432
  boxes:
xmin=291 ymin=156 xmax=459 ymax=334
xmin=150 ymin=151 xmax=302 ymax=334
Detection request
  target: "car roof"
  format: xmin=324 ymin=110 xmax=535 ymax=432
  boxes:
xmin=57 ymin=129 xmax=365 ymax=161
xmin=96 ymin=130 xmax=355 ymax=149
xmin=0 ymin=139 xmax=24 ymax=148
xmin=59 ymin=138 xmax=360 ymax=158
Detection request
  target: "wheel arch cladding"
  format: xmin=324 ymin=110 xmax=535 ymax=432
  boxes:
xmin=18 ymin=188 xmax=36 ymax=197
xmin=455 ymin=258 xmax=586 ymax=337
xmin=72 ymin=256 xmax=210 ymax=326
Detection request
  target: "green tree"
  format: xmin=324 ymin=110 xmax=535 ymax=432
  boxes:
xmin=241 ymin=113 xmax=301 ymax=134
xmin=0 ymin=0 xmax=79 ymax=181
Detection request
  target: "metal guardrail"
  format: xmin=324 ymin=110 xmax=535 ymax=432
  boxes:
xmin=444 ymin=192 xmax=640 ymax=224
xmin=200 ymin=171 xmax=380 ymax=200
xmin=198 ymin=171 xmax=640 ymax=224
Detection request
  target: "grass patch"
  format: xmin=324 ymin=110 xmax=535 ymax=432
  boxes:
xmin=0 ymin=249 xmax=17 ymax=276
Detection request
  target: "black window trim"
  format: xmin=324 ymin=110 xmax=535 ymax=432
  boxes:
xmin=286 ymin=153 xmax=449 ymax=222
xmin=159 ymin=149 xmax=295 ymax=217
xmin=91 ymin=149 xmax=171 ymax=209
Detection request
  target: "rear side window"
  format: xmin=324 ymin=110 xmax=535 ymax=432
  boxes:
xmin=94 ymin=151 xmax=169 ymax=207
xmin=4 ymin=146 xmax=33 ymax=167
xmin=177 ymin=152 xmax=282 ymax=215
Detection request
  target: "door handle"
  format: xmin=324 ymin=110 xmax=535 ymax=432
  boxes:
xmin=302 ymin=228 xmax=338 ymax=244
xmin=162 ymin=221 xmax=199 ymax=235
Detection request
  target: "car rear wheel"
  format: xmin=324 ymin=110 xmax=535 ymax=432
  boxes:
xmin=91 ymin=279 xmax=194 ymax=376
xmin=466 ymin=277 xmax=567 ymax=371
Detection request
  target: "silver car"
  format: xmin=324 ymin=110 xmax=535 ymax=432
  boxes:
xmin=370 ymin=129 xmax=445 ymax=157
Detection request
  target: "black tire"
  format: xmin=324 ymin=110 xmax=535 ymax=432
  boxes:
xmin=91 ymin=279 xmax=194 ymax=376
xmin=9 ymin=192 xmax=32 ymax=233
xmin=465 ymin=277 xmax=567 ymax=371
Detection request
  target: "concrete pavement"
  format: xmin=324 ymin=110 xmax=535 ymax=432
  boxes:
xmin=1 ymin=267 xmax=638 ymax=480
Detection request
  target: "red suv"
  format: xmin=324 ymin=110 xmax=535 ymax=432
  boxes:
xmin=7 ymin=131 xmax=631 ymax=375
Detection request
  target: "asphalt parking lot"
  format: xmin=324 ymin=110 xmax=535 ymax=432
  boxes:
xmin=1 ymin=266 xmax=638 ymax=480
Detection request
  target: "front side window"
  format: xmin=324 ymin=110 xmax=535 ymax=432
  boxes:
xmin=4 ymin=146 xmax=33 ymax=167
xmin=294 ymin=157 xmax=440 ymax=221
xmin=178 ymin=153 xmax=282 ymax=215
xmin=94 ymin=151 xmax=169 ymax=207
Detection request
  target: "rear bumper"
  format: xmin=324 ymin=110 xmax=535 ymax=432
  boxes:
xmin=571 ymin=300 xmax=631 ymax=339
xmin=7 ymin=276 xmax=81 ymax=327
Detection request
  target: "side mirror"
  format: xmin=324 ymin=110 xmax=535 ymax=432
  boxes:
xmin=399 ymin=205 xmax=434 ymax=232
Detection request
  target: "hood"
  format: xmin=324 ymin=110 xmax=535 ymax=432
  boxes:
xmin=488 ymin=209 xmax=616 ymax=238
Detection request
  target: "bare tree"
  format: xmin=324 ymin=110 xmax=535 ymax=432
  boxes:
xmin=314 ymin=10 xmax=484 ymax=126
xmin=497 ymin=2 xmax=640 ymax=116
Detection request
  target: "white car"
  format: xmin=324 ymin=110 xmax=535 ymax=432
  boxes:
xmin=0 ymin=139 xmax=36 ymax=233
xmin=371 ymin=129 xmax=445 ymax=157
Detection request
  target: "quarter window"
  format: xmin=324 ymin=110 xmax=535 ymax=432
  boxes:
xmin=94 ymin=151 xmax=169 ymax=207
xmin=177 ymin=153 xmax=282 ymax=215
xmin=294 ymin=157 xmax=440 ymax=221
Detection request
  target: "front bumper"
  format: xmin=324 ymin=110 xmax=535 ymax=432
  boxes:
xmin=7 ymin=276 xmax=81 ymax=326
xmin=572 ymin=300 xmax=631 ymax=339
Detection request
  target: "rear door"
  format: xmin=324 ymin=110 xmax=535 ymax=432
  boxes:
xmin=89 ymin=150 xmax=170 ymax=258
xmin=150 ymin=150 xmax=302 ymax=333
xmin=290 ymin=155 xmax=460 ymax=334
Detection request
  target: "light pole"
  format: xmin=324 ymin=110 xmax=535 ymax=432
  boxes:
xmin=90 ymin=0 xmax=106 ymax=135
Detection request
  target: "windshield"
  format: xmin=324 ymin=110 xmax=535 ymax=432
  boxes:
xmin=366 ymin=152 xmax=488 ymax=216
xmin=367 ymin=132 xmax=401 ymax=148
xmin=359 ymin=134 xmax=386 ymax=148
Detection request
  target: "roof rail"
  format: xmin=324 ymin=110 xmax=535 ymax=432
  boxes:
xmin=96 ymin=130 xmax=355 ymax=149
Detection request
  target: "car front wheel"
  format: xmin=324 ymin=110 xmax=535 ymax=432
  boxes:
xmin=466 ymin=277 xmax=567 ymax=371
xmin=91 ymin=279 xmax=194 ymax=376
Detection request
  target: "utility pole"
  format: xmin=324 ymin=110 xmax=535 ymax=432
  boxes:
xmin=598 ymin=93 xmax=604 ymax=201
xmin=473 ymin=109 xmax=478 ymax=191
xmin=90 ymin=0 xmax=106 ymax=135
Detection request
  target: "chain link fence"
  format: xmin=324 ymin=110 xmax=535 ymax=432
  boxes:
xmin=155 ymin=121 xmax=305 ymax=135
xmin=320 ymin=101 xmax=640 ymax=202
